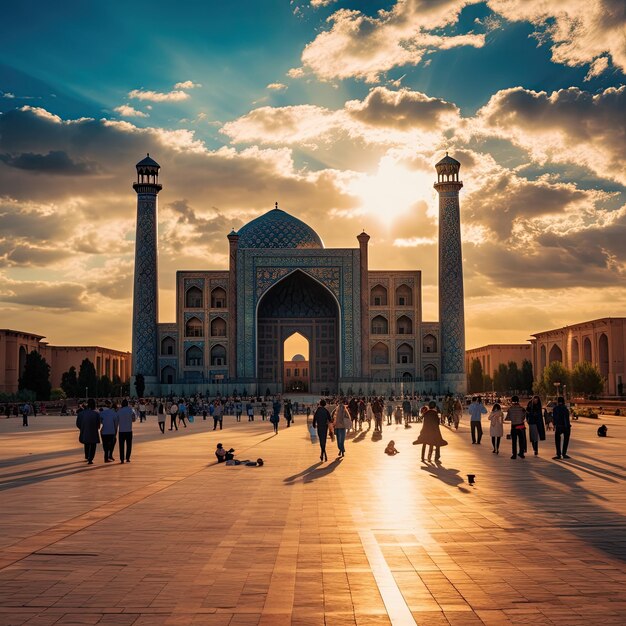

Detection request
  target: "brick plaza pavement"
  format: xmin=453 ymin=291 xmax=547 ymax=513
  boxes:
xmin=0 ymin=410 xmax=625 ymax=625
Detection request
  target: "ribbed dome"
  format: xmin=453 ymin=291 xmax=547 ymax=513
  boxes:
xmin=237 ymin=207 xmax=323 ymax=249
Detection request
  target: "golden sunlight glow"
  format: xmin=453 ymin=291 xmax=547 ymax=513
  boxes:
xmin=284 ymin=331 xmax=309 ymax=361
xmin=348 ymin=156 xmax=435 ymax=224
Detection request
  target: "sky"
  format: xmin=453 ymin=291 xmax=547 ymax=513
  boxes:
xmin=0 ymin=0 xmax=624 ymax=352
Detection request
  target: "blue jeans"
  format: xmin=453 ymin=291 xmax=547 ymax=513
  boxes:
xmin=335 ymin=428 xmax=346 ymax=453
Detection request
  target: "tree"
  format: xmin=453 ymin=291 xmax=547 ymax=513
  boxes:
xmin=50 ymin=388 xmax=66 ymax=401
xmin=534 ymin=361 xmax=571 ymax=398
xmin=521 ymin=359 xmax=533 ymax=394
xmin=571 ymin=361 xmax=604 ymax=397
xmin=507 ymin=361 xmax=522 ymax=392
xmin=99 ymin=375 xmax=113 ymax=397
xmin=77 ymin=359 xmax=98 ymax=397
xmin=134 ymin=373 xmax=145 ymax=398
xmin=468 ymin=358 xmax=483 ymax=393
xmin=482 ymin=373 xmax=493 ymax=392
xmin=493 ymin=363 xmax=508 ymax=392
xmin=18 ymin=350 xmax=51 ymax=400
xmin=61 ymin=366 xmax=79 ymax=397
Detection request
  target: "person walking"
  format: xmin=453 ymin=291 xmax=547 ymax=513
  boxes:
xmin=117 ymin=399 xmax=135 ymax=463
xmin=348 ymin=397 xmax=359 ymax=432
xmin=506 ymin=396 xmax=527 ymax=460
xmin=138 ymin=399 xmax=147 ymax=422
xmin=413 ymin=400 xmax=448 ymax=463
xmin=453 ymin=397 xmax=463 ymax=430
xmin=76 ymin=398 xmax=100 ymax=464
xmin=100 ymin=400 xmax=119 ymax=462
xmin=489 ymin=402 xmax=504 ymax=454
xmin=468 ymin=396 xmax=487 ymax=444
xmin=270 ymin=398 xmax=281 ymax=434
xmin=332 ymin=399 xmax=351 ymax=457
xmin=385 ymin=400 xmax=393 ymax=425
xmin=213 ymin=400 xmax=224 ymax=430
xmin=313 ymin=399 xmax=332 ymax=461
xmin=178 ymin=400 xmax=188 ymax=428
xmin=157 ymin=401 xmax=166 ymax=434
xmin=235 ymin=399 xmax=243 ymax=422
xmin=21 ymin=402 xmax=31 ymax=427
xmin=372 ymin=396 xmax=384 ymax=433
xmin=169 ymin=401 xmax=179 ymax=431
xmin=284 ymin=400 xmax=293 ymax=428
xmin=246 ymin=402 xmax=254 ymax=422
xmin=552 ymin=396 xmax=572 ymax=460
xmin=526 ymin=395 xmax=546 ymax=456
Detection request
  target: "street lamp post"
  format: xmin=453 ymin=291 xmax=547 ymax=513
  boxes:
xmin=554 ymin=381 xmax=561 ymax=398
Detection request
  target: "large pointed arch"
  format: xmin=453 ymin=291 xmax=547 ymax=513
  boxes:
xmin=255 ymin=269 xmax=341 ymax=394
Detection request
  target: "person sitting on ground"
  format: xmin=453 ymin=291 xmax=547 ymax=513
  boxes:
xmin=384 ymin=440 xmax=399 ymax=456
xmin=215 ymin=443 xmax=235 ymax=463
xmin=597 ymin=424 xmax=608 ymax=437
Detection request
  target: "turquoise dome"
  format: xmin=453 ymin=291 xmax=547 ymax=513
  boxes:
xmin=237 ymin=208 xmax=323 ymax=249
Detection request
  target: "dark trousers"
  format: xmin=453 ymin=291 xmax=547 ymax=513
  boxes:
xmin=317 ymin=428 xmax=328 ymax=460
xmin=22 ymin=413 xmax=29 ymax=426
xmin=84 ymin=442 xmax=96 ymax=462
xmin=491 ymin=436 xmax=501 ymax=451
xmin=511 ymin=427 xmax=526 ymax=457
xmin=119 ymin=432 xmax=133 ymax=461
xmin=471 ymin=421 xmax=482 ymax=443
xmin=213 ymin=417 xmax=222 ymax=430
xmin=555 ymin=426 xmax=571 ymax=456
xmin=421 ymin=443 xmax=440 ymax=461
xmin=102 ymin=434 xmax=116 ymax=460
xmin=158 ymin=421 xmax=165 ymax=433
xmin=169 ymin=414 xmax=178 ymax=430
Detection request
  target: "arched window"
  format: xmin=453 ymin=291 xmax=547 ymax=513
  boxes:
xmin=402 ymin=372 xmax=413 ymax=382
xmin=396 ymin=315 xmax=412 ymax=335
xmin=211 ymin=344 xmax=227 ymax=366
xmin=161 ymin=366 xmax=176 ymax=384
xmin=599 ymin=333 xmax=609 ymax=377
xmin=210 ymin=317 xmax=227 ymax=337
xmin=185 ymin=346 xmax=203 ymax=367
xmin=185 ymin=317 xmax=203 ymax=337
xmin=540 ymin=345 xmax=547 ymax=372
xmin=370 ymin=284 xmax=388 ymax=306
xmin=397 ymin=343 xmax=413 ymax=364
xmin=185 ymin=286 xmax=203 ymax=308
xmin=211 ymin=287 xmax=227 ymax=308
xmin=395 ymin=284 xmax=413 ymax=306
xmin=423 ymin=334 xmax=437 ymax=353
xmin=371 ymin=315 xmax=388 ymax=335
xmin=424 ymin=364 xmax=438 ymax=381
xmin=371 ymin=342 xmax=389 ymax=365
xmin=571 ymin=338 xmax=579 ymax=366
xmin=161 ymin=337 xmax=175 ymax=355
xmin=19 ymin=346 xmax=27 ymax=377
xmin=583 ymin=337 xmax=592 ymax=362
xmin=549 ymin=344 xmax=562 ymax=364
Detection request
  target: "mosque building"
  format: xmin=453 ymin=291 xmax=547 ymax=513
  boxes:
xmin=130 ymin=153 xmax=466 ymax=396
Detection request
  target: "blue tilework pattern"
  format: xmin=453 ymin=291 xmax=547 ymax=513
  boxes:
xmin=132 ymin=193 xmax=159 ymax=378
xmin=237 ymin=208 xmax=324 ymax=249
xmin=438 ymin=188 xmax=466 ymax=391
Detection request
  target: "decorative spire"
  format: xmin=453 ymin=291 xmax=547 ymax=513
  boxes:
xmin=275 ymin=201 xmax=279 ymax=210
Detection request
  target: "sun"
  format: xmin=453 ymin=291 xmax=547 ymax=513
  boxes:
xmin=348 ymin=155 xmax=435 ymax=225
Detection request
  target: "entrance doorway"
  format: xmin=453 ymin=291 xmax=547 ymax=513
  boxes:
xmin=257 ymin=270 xmax=339 ymax=394
xmin=283 ymin=332 xmax=310 ymax=392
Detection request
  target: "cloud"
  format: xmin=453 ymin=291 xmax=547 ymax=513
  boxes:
xmin=287 ymin=67 xmax=304 ymax=79
xmin=0 ymin=274 xmax=87 ymax=310
xmin=267 ymin=82 xmax=287 ymax=91
xmin=346 ymin=87 xmax=459 ymax=129
xmin=0 ymin=150 xmax=97 ymax=175
xmin=584 ymin=56 xmax=610 ymax=81
xmin=174 ymin=80 xmax=202 ymax=89
xmin=2 ymin=92 xmax=16 ymax=99
xmin=475 ymin=86 xmax=626 ymax=184
xmin=128 ymin=89 xmax=190 ymax=102
xmin=114 ymin=104 xmax=149 ymax=118
xmin=486 ymin=0 xmax=626 ymax=74
xmin=310 ymin=0 xmax=337 ymax=6
xmin=300 ymin=1 xmax=486 ymax=82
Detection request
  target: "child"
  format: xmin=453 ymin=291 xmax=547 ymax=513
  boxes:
xmin=384 ymin=440 xmax=399 ymax=455
xmin=215 ymin=443 xmax=235 ymax=463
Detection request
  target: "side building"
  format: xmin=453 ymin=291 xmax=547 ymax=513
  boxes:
xmin=465 ymin=344 xmax=531 ymax=380
xmin=529 ymin=317 xmax=626 ymax=396
xmin=0 ymin=328 xmax=131 ymax=395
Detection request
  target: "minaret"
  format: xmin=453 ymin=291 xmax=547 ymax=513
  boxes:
xmin=434 ymin=153 xmax=466 ymax=395
xmin=131 ymin=154 xmax=162 ymax=391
